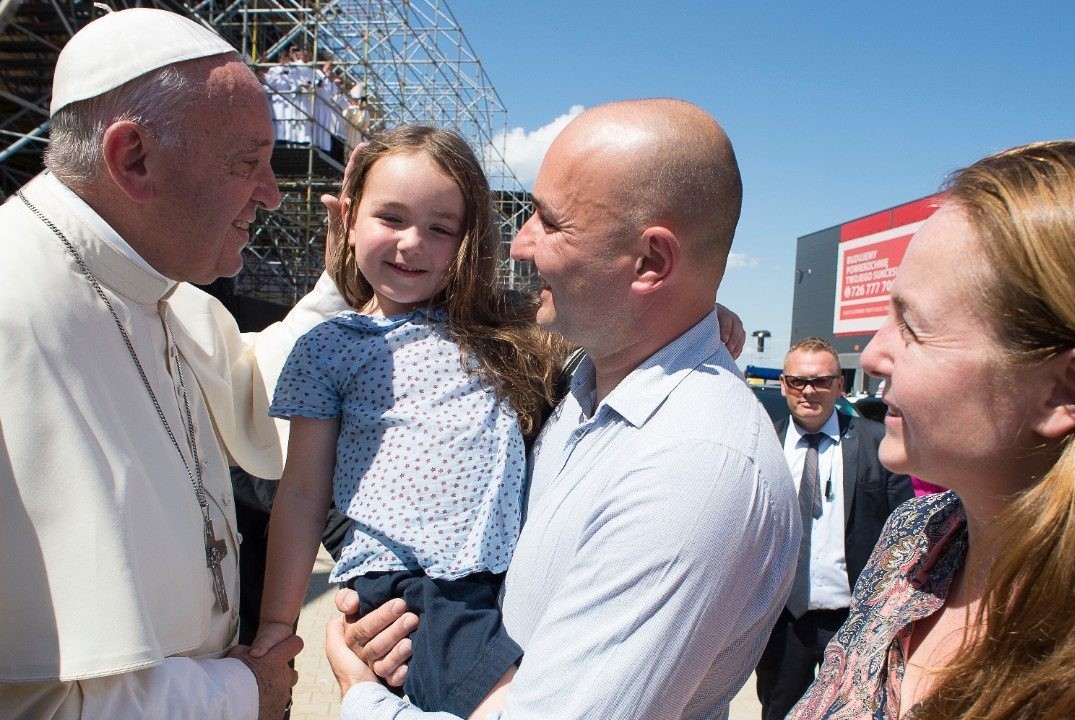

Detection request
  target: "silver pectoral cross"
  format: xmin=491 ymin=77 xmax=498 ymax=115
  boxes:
xmin=203 ymin=515 xmax=230 ymax=612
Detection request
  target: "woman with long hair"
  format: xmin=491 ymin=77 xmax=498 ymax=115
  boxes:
xmin=792 ymin=141 xmax=1075 ymax=719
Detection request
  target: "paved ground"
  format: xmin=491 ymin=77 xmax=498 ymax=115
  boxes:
xmin=291 ymin=548 xmax=343 ymax=720
xmin=291 ymin=546 xmax=763 ymax=720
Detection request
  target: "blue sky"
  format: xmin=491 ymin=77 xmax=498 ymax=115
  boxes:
xmin=449 ymin=1 xmax=1075 ymax=366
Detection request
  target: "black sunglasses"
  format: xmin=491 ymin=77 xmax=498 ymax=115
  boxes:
xmin=781 ymin=374 xmax=840 ymax=391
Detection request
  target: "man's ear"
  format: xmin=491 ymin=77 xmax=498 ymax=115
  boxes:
xmin=1032 ymin=348 xmax=1075 ymax=440
xmin=100 ymin=121 xmax=154 ymax=204
xmin=631 ymin=226 xmax=677 ymax=295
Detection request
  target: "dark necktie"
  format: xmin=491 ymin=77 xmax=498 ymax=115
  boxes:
xmin=787 ymin=432 xmax=825 ymax=618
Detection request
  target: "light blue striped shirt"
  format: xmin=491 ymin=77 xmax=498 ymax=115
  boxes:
xmin=344 ymin=309 xmax=800 ymax=720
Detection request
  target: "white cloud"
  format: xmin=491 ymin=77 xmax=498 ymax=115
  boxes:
xmin=485 ymin=105 xmax=585 ymax=188
xmin=726 ymin=252 xmax=760 ymax=269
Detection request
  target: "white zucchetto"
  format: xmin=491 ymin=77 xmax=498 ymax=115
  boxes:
xmin=50 ymin=8 xmax=235 ymax=116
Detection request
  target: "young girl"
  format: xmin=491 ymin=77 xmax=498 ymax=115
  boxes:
xmin=252 ymin=125 xmax=567 ymax=715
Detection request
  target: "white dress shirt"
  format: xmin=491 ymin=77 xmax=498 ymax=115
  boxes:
xmin=342 ymin=310 xmax=800 ymax=720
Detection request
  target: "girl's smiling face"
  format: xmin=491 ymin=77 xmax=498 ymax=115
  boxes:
xmin=348 ymin=151 xmax=465 ymax=316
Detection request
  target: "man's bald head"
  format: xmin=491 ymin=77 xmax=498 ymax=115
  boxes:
xmin=547 ymin=99 xmax=742 ymax=280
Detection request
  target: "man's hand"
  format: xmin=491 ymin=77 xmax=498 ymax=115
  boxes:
xmin=325 ymin=605 xmax=380 ymax=697
xmin=322 ymin=141 xmax=369 ymax=269
xmin=230 ymin=634 xmax=302 ymax=720
xmin=716 ymin=303 xmax=746 ymax=359
xmin=332 ymin=588 xmax=417 ymax=689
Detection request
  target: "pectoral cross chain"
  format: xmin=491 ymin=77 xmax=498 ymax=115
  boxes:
xmin=18 ymin=193 xmax=235 ymax=618
xmin=203 ymin=515 xmax=230 ymax=613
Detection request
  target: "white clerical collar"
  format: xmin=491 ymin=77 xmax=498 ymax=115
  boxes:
xmin=42 ymin=172 xmax=176 ymax=289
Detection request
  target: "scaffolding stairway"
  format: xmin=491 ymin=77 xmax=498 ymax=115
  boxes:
xmin=0 ymin=0 xmax=536 ymax=302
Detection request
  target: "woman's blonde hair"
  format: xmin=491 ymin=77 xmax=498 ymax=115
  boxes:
xmin=329 ymin=125 xmax=569 ymax=437
xmin=918 ymin=141 xmax=1075 ymax=719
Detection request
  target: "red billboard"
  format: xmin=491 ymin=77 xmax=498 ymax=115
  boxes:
xmin=833 ymin=194 xmax=942 ymax=336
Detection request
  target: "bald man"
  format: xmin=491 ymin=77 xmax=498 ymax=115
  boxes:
xmin=327 ymin=99 xmax=800 ymax=720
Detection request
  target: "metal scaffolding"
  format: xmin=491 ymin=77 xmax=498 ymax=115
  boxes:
xmin=0 ymin=0 xmax=537 ymax=304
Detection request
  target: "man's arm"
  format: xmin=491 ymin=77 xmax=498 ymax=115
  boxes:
xmin=204 ymin=148 xmax=362 ymax=479
xmin=497 ymin=440 xmax=796 ymax=718
xmin=0 ymin=637 xmax=301 ymax=720
xmin=332 ymin=438 xmax=798 ymax=720
xmin=176 ymin=142 xmax=362 ymax=481
xmin=0 ymin=655 xmax=255 ymax=720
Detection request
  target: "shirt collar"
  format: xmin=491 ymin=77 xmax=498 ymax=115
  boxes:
xmin=792 ymin=409 xmax=841 ymax=445
xmin=331 ymin=305 xmax=446 ymax=333
xmin=569 ymin=309 xmax=740 ymax=428
xmin=42 ymin=172 xmax=175 ymax=288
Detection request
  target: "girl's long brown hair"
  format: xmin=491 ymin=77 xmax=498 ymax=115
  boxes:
xmin=916 ymin=141 xmax=1075 ymax=719
xmin=329 ymin=125 xmax=570 ymax=437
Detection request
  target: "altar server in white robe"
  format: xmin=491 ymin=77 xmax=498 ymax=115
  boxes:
xmin=263 ymin=45 xmax=318 ymax=145
xmin=0 ymin=8 xmax=349 ymax=719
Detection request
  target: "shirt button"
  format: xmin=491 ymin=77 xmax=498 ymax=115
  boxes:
xmin=237 ymin=532 xmax=243 ymax=545
xmin=231 ymin=607 xmax=240 ymax=620
xmin=221 ymin=494 xmax=230 ymax=507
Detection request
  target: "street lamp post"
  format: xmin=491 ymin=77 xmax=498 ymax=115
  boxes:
xmin=752 ymin=329 xmax=771 ymax=354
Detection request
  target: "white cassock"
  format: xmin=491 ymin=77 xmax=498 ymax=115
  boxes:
xmin=313 ymin=72 xmax=347 ymax=153
xmin=263 ymin=62 xmax=317 ymax=144
xmin=288 ymin=62 xmax=318 ymax=144
xmin=343 ymin=104 xmax=372 ymax=155
xmin=0 ymin=172 xmax=348 ymax=719
xmin=262 ymin=65 xmax=296 ymax=142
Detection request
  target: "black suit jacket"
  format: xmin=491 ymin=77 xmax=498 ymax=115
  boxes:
xmin=776 ymin=411 xmax=913 ymax=593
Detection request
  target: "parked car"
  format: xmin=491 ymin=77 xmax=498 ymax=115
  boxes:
xmin=853 ymin=395 xmax=888 ymax=423
xmin=750 ymin=385 xmax=792 ymax=425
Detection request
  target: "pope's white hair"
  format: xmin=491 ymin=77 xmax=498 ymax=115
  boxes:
xmin=45 ymin=60 xmax=215 ymax=184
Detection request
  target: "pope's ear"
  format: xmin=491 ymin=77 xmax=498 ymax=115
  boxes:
xmin=100 ymin=121 xmax=154 ymax=204
xmin=1033 ymin=348 xmax=1075 ymax=440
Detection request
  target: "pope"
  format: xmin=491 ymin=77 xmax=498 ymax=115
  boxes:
xmin=0 ymin=8 xmax=348 ymax=719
